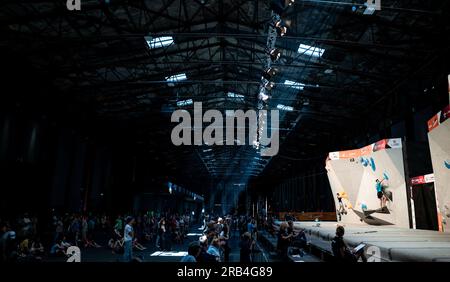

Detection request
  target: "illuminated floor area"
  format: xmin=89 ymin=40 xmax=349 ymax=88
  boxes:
xmin=280 ymin=221 xmax=450 ymax=262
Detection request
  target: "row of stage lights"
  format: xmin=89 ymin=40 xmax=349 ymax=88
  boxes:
xmin=258 ymin=0 xmax=294 ymax=103
xmin=254 ymin=0 xmax=294 ymax=150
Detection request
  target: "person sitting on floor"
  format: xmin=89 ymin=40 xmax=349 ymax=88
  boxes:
xmin=18 ymin=237 xmax=30 ymax=257
xmin=133 ymin=238 xmax=147 ymax=251
xmin=61 ymin=235 xmax=72 ymax=249
xmin=84 ymin=234 xmax=101 ymax=248
xmin=50 ymin=239 xmax=66 ymax=257
xmin=30 ymin=237 xmax=44 ymax=259
xmin=108 ymin=237 xmax=124 ymax=254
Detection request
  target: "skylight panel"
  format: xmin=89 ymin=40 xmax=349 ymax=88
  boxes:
xmin=284 ymin=80 xmax=305 ymax=90
xmin=145 ymin=36 xmax=174 ymax=49
xmin=227 ymin=92 xmax=245 ymax=99
xmin=176 ymin=99 xmax=193 ymax=107
xmin=166 ymin=73 xmax=187 ymax=87
xmin=277 ymin=104 xmax=294 ymax=111
xmin=297 ymin=44 xmax=325 ymax=58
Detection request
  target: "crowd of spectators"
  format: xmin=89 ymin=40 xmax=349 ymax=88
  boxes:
xmin=180 ymin=214 xmax=263 ymax=263
xmin=0 ymin=210 xmax=195 ymax=262
xmin=1 ymin=210 xmax=315 ymax=263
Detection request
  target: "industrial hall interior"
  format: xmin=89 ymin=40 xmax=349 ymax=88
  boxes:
xmin=0 ymin=0 xmax=449 ymax=263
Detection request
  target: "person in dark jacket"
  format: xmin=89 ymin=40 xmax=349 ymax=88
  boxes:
xmin=277 ymin=222 xmax=292 ymax=261
xmin=239 ymin=232 xmax=254 ymax=262
xmin=331 ymin=226 xmax=367 ymax=262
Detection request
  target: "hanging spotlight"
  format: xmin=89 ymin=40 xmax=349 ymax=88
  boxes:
xmin=262 ymin=67 xmax=278 ymax=80
xmin=275 ymin=20 xmax=287 ymax=36
xmin=263 ymin=80 xmax=275 ymax=90
xmin=269 ymin=48 xmax=281 ymax=62
xmin=278 ymin=27 xmax=287 ymax=37
xmin=258 ymin=88 xmax=270 ymax=101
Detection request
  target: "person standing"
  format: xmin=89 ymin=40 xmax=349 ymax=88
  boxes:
xmin=114 ymin=216 xmax=123 ymax=236
xmin=69 ymin=216 xmax=81 ymax=246
xmin=179 ymin=216 xmax=185 ymax=238
xmin=81 ymin=216 xmax=88 ymax=246
xmin=247 ymin=219 xmax=257 ymax=239
xmin=220 ymin=221 xmax=230 ymax=262
xmin=1 ymin=227 xmax=17 ymax=262
xmin=123 ymin=216 xmax=135 ymax=262
xmin=336 ymin=193 xmax=346 ymax=220
xmin=239 ymin=232 xmax=254 ymax=262
xmin=54 ymin=217 xmax=64 ymax=244
xmin=158 ymin=218 xmax=166 ymax=251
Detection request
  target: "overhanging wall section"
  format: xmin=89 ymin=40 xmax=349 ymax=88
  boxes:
xmin=427 ymin=105 xmax=450 ymax=232
xmin=326 ymin=138 xmax=410 ymax=228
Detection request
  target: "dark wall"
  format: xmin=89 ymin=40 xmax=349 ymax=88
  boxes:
xmin=270 ymin=167 xmax=334 ymax=213
xmin=0 ymin=48 xmax=133 ymax=215
xmin=0 ymin=111 xmax=204 ymax=216
xmin=0 ymin=111 xmax=118 ymax=214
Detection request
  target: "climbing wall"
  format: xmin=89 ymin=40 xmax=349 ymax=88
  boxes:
xmin=326 ymin=138 xmax=410 ymax=228
xmin=428 ymin=105 xmax=450 ymax=232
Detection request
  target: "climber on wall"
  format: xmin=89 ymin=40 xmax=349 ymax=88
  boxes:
xmin=337 ymin=193 xmax=347 ymax=221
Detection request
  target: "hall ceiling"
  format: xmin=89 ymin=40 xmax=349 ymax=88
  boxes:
xmin=1 ymin=0 xmax=449 ymax=187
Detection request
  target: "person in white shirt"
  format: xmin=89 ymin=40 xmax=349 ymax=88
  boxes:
xmin=179 ymin=217 xmax=185 ymax=237
xmin=123 ymin=216 xmax=135 ymax=262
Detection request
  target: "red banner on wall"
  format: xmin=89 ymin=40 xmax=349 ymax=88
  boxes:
xmin=410 ymin=174 xmax=435 ymax=185
xmin=411 ymin=175 xmax=425 ymax=185
xmin=428 ymin=105 xmax=450 ymax=132
xmin=328 ymin=138 xmax=402 ymax=160
xmin=373 ymin=139 xmax=387 ymax=151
